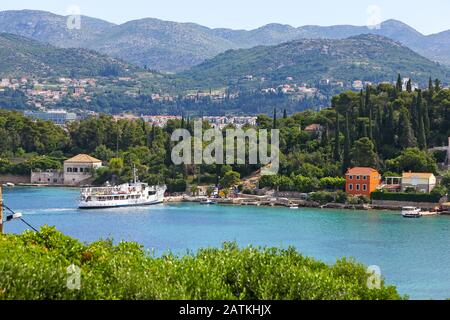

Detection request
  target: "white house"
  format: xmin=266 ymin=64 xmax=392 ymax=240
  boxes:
xmin=401 ymin=172 xmax=436 ymax=193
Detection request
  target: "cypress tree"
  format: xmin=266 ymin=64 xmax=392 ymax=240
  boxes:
xmin=334 ymin=112 xmax=341 ymax=162
xmin=364 ymin=86 xmax=371 ymax=117
xmin=396 ymin=74 xmax=403 ymax=92
xmin=358 ymin=90 xmax=365 ymax=117
xmin=406 ymin=79 xmax=412 ymax=93
xmin=375 ymin=104 xmax=383 ymax=149
xmin=428 ymin=77 xmax=434 ymax=93
xmin=273 ymin=108 xmax=277 ymax=129
xmin=368 ymin=102 xmax=373 ymax=141
xmin=434 ymin=79 xmax=441 ymax=92
xmin=384 ymin=104 xmax=395 ymax=145
xmin=321 ymin=123 xmax=329 ymax=147
xmin=398 ymin=108 xmax=417 ymax=148
xmin=417 ymin=90 xmax=427 ymax=149
xmin=283 ymin=109 xmax=287 ymax=119
xmin=360 ymin=119 xmax=367 ymax=138
xmin=342 ymin=112 xmax=351 ymax=172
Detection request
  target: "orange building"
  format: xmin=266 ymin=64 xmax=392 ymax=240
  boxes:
xmin=345 ymin=167 xmax=381 ymax=196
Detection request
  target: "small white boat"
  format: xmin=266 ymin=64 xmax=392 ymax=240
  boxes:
xmin=289 ymin=204 xmax=299 ymax=209
xmin=200 ymin=199 xmax=216 ymax=205
xmin=2 ymin=182 xmax=15 ymax=187
xmin=402 ymin=207 xmax=422 ymax=218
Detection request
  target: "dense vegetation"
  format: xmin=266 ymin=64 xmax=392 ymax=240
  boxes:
xmin=0 ymin=226 xmax=404 ymax=300
xmin=0 ymin=33 xmax=139 ymax=78
xmin=0 ymin=80 xmax=449 ymax=197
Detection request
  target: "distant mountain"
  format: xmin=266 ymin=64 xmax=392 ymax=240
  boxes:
xmin=182 ymin=35 xmax=450 ymax=88
xmin=0 ymin=33 xmax=138 ymax=77
xmin=0 ymin=10 xmax=114 ymax=48
xmin=0 ymin=10 xmax=450 ymax=72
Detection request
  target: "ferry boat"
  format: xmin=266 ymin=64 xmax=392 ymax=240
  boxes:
xmin=402 ymin=206 xmax=422 ymax=218
xmin=78 ymin=168 xmax=166 ymax=209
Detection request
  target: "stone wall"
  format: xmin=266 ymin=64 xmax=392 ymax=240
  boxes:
xmin=372 ymin=199 xmax=440 ymax=210
xmin=0 ymin=174 xmax=30 ymax=184
xmin=31 ymin=170 xmax=64 ymax=185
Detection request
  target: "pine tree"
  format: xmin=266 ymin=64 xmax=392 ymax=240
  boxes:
xmin=334 ymin=112 xmax=341 ymax=162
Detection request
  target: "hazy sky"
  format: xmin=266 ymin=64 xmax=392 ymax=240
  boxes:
xmin=1 ymin=0 xmax=450 ymax=35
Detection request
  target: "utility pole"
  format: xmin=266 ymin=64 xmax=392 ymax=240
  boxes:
xmin=0 ymin=186 xmax=3 ymax=234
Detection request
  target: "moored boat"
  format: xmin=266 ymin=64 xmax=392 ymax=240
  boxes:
xmin=402 ymin=206 xmax=422 ymax=218
xmin=200 ymin=198 xmax=216 ymax=205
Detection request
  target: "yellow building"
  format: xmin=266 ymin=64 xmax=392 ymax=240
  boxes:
xmin=401 ymin=172 xmax=436 ymax=193
xmin=64 ymin=154 xmax=102 ymax=186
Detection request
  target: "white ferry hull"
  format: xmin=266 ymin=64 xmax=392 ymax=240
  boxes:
xmin=79 ymin=197 xmax=163 ymax=209
xmin=78 ymin=182 xmax=166 ymax=209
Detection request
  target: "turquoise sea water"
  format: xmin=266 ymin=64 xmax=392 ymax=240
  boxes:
xmin=2 ymin=187 xmax=449 ymax=300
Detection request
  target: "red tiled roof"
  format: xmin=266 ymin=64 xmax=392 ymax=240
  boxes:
xmin=346 ymin=167 xmax=379 ymax=175
xmin=304 ymin=124 xmax=322 ymax=131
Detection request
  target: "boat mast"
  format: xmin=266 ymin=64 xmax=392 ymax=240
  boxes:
xmin=133 ymin=165 xmax=138 ymax=184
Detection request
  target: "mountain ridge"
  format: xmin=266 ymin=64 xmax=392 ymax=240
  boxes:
xmin=0 ymin=10 xmax=449 ymax=72
xmin=181 ymin=34 xmax=450 ymax=88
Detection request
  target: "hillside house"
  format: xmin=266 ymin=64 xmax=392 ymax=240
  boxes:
xmin=345 ymin=167 xmax=381 ymax=196
xmin=401 ymin=172 xmax=436 ymax=193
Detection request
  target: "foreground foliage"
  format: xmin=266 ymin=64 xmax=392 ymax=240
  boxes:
xmin=0 ymin=226 xmax=404 ymax=300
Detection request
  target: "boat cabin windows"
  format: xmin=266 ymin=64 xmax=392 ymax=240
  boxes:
xmin=148 ymin=191 xmax=156 ymax=196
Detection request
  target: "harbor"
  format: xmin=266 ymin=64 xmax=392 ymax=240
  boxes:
xmin=2 ymin=186 xmax=450 ymax=300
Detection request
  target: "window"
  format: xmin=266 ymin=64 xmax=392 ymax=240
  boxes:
xmin=349 ymin=175 xmax=353 ymax=180
xmin=348 ymin=184 xmax=353 ymax=190
xmin=79 ymin=168 xmax=84 ymax=173
xmin=363 ymin=184 xmax=367 ymax=191
xmin=356 ymin=175 xmax=360 ymax=180
xmin=363 ymin=176 xmax=367 ymax=180
xmin=356 ymin=184 xmax=360 ymax=191
xmin=73 ymin=168 xmax=78 ymax=173
xmin=67 ymin=167 xmax=73 ymax=173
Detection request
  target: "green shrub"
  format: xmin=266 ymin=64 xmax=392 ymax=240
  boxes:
xmin=0 ymin=227 xmax=405 ymax=300
xmin=371 ymin=191 xmax=442 ymax=203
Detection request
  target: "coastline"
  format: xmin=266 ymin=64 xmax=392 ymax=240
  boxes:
xmin=5 ymin=185 xmax=445 ymax=215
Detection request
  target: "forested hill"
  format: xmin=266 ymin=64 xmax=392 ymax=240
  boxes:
xmin=182 ymin=34 xmax=450 ymax=89
xmin=0 ymin=33 xmax=140 ymax=78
